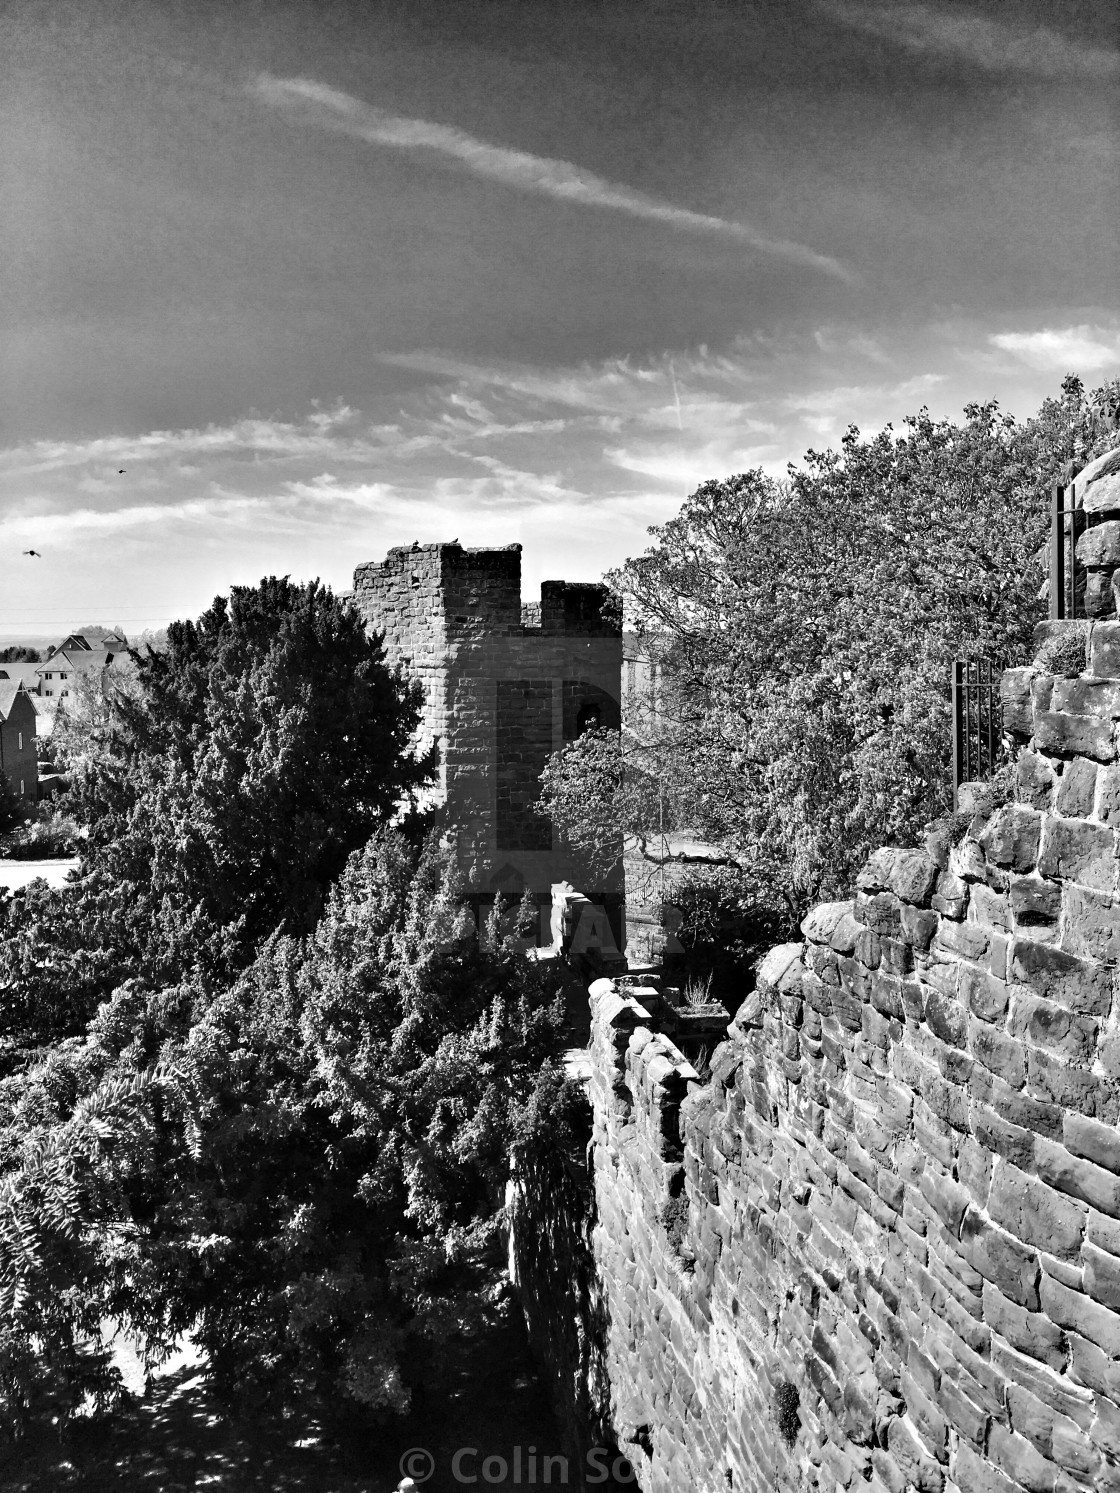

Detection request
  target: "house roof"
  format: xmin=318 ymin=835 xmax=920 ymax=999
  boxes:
xmin=37 ymin=646 xmax=123 ymax=678
xmin=0 ymin=681 xmax=35 ymax=721
xmin=0 ymin=663 xmax=44 ymax=690
xmin=46 ymin=629 xmax=127 ymax=659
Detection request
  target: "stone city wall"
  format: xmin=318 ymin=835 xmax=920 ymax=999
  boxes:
xmin=1059 ymin=448 xmax=1120 ymax=620
xmin=516 ymin=618 xmax=1120 ymax=1492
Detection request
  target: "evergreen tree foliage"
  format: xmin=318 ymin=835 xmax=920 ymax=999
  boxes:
xmin=0 ymin=833 xmax=564 ymax=1430
xmin=0 ymin=577 xmax=434 ymax=1043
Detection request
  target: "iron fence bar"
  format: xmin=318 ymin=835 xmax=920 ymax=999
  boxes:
xmin=953 ymin=655 xmax=1007 ymax=811
xmin=1057 ymin=477 xmax=1075 ymax=618
xmin=1068 ymin=482 xmax=1077 ymax=621
xmin=952 ymin=659 xmax=962 ymax=812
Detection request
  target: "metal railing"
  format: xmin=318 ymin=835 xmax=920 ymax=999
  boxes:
xmin=952 ymin=657 xmax=1005 ymax=811
xmin=1050 ymin=480 xmax=1105 ymax=620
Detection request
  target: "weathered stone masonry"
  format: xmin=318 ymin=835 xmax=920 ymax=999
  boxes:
xmin=516 ymin=617 xmax=1120 ymax=1492
xmin=353 ymin=542 xmax=623 ymax=928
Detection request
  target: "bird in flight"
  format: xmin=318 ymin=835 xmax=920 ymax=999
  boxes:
xmin=22 ymin=549 xmax=41 ymax=557
xmin=118 ymin=468 xmax=126 ymax=474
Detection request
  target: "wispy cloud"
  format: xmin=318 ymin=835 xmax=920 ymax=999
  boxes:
xmin=990 ymin=325 xmax=1120 ymax=373
xmin=823 ymin=2 xmax=1120 ymax=79
xmin=4 ymin=320 xmax=1081 ymax=634
xmin=0 ymin=406 xmax=369 ymax=481
xmin=251 ymin=75 xmax=853 ymax=283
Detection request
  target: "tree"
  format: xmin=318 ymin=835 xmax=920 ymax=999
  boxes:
xmin=0 ymin=776 xmax=23 ymax=838
xmin=541 ymin=378 xmax=1120 ymax=933
xmin=0 ymin=577 xmax=435 ymax=1044
xmin=0 ymin=833 xmax=565 ymax=1429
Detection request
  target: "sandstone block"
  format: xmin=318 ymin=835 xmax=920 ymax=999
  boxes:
xmin=988 ymin=1422 xmax=1061 ymax=1493
xmin=1034 ymin=1137 xmax=1120 ymax=1218
xmin=1031 ymin=668 xmax=1056 ymax=711
xmin=1097 ymin=764 xmax=1120 ymax=824
xmin=1055 ymin=757 xmax=1100 ymax=821
xmin=1051 ymin=677 xmax=1120 ymax=719
xmin=886 ymin=1414 xmax=944 ymax=1492
xmin=1009 ymin=876 xmax=1061 ymax=938
xmin=1083 ymin=1242 xmax=1120 ymax=1313
xmin=1085 ymin=567 xmax=1115 ymax=618
xmin=1049 ymin=1417 xmax=1101 ymax=1481
xmin=1038 ymin=815 xmax=1115 ymax=891
xmin=918 ymin=1168 xmax=969 ymax=1234
xmin=1063 ymin=1116 xmax=1120 ymax=1182
xmin=962 ymin=1209 xmax=1040 ymax=1308
xmin=951 ymin=838 xmax=988 ymax=882
xmin=1041 ymin=1272 xmax=1120 ymax=1356
xmin=801 ymin=900 xmax=854 ymax=948
xmin=1007 ymin=992 xmax=1098 ymax=1065
xmin=938 ymin=1373 xmax=990 ymax=1449
xmin=880 ymin=935 xmax=914 ymax=975
xmin=990 ymin=1336 xmax=1094 ymax=1429
xmin=1087 ymin=1209 xmax=1120 ymax=1257
xmin=870 ymin=1448 xmax=910 ymax=1493
xmin=979 ymin=807 xmax=1042 ymax=873
xmin=1090 ymin=623 xmax=1120 ymax=681
xmin=957 ymin=1135 xmax=993 ymax=1209
xmin=970 ymin=882 xmax=1012 ymax=932
xmin=1009 ymin=939 xmax=1112 ymax=1015
xmin=1067 ymin=1327 xmax=1120 ymax=1400
xmin=857 ymin=926 xmax=883 ymax=969
xmin=932 ymin=870 xmax=969 ymax=920
xmin=901 ymin=903 xmax=940 ymax=951
xmin=981 ymin=1281 xmax=1064 ymax=1368
xmin=1090 ymin=1390 xmax=1120 ymax=1459
xmin=858 ymin=847 xmax=940 ymax=906
xmin=1017 ymin=749 xmax=1057 ymax=810
xmin=988 ymin=1158 xmax=1086 ymax=1262
xmin=1025 ymin=1048 xmax=1101 ymax=1113
xmin=935 ymin=918 xmax=990 ymax=960
xmin=1059 ymin=884 xmax=1120 ymax=964
xmin=870 ymin=970 xmax=905 ymax=1020
xmin=900 ymin=1371 xmax=949 ymax=1461
xmin=979 ymin=1086 xmax=1057 ymax=1152
xmin=925 ymin=988 xmax=968 ymax=1048
xmin=1002 ymin=667 xmax=1037 ymax=737
xmin=1034 ymin=709 xmax=1114 ymax=763
xmin=959 ymin=963 xmax=1011 ymax=1020
xmin=1076 ymin=520 xmax=1120 ymax=569
xmin=857 ymin=890 xmax=903 ymax=935
xmin=969 ymin=1018 xmax=1027 ymax=1089
xmin=1078 ymin=448 xmax=1120 ymax=499
xmin=952 ymin=1440 xmax=1024 ymax=1493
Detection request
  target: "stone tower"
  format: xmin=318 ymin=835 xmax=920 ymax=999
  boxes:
xmin=353 ymin=541 xmax=623 ymax=940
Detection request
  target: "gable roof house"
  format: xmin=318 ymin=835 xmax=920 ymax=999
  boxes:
xmin=36 ymin=639 xmax=128 ymax=701
xmin=0 ymin=681 xmax=38 ymax=805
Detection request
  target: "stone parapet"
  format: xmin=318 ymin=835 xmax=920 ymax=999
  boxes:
xmin=515 ymin=633 xmax=1120 ymax=1491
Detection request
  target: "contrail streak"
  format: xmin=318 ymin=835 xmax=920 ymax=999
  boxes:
xmin=252 ymin=75 xmax=855 ymax=283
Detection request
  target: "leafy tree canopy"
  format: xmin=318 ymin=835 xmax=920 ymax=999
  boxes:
xmin=542 ymin=376 xmax=1120 ymax=932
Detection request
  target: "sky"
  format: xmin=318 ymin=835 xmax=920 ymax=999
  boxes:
xmin=1 ymin=0 xmax=1117 ymax=636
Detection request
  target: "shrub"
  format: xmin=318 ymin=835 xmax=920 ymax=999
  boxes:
xmin=0 ymin=810 xmax=81 ymax=859
xmin=1034 ymin=624 xmax=1088 ymax=677
xmin=662 ymin=1194 xmax=690 ymax=1253
xmin=774 ymin=1380 xmax=800 ymax=1445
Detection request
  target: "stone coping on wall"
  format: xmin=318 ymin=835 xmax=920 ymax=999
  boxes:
xmin=552 ymin=631 xmax=1120 ymax=1493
